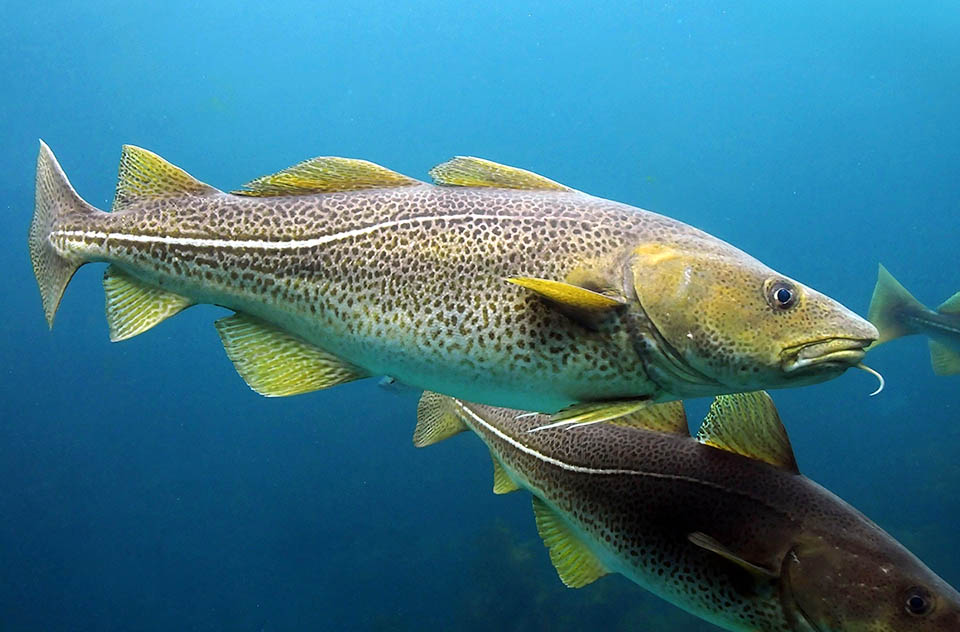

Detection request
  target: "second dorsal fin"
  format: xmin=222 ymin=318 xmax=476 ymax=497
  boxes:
xmin=232 ymin=156 xmax=421 ymax=196
xmin=112 ymin=145 xmax=221 ymax=211
xmin=429 ymin=157 xmax=572 ymax=191
xmin=696 ymin=391 xmax=799 ymax=473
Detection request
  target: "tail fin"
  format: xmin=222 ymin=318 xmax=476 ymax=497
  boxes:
xmin=867 ymin=264 xmax=927 ymax=345
xmin=28 ymin=140 xmax=100 ymax=328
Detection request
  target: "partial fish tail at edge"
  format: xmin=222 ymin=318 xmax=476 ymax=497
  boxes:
xmin=28 ymin=140 xmax=103 ymax=329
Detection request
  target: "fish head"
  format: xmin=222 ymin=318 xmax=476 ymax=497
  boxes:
xmin=628 ymin=240 xmax=878 ymax=393
xmin=780 ymin=531 xmax=960 ymax=631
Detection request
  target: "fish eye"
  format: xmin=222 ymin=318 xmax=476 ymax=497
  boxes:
xmin=764 ymin=279 xmax=798 ymax=310
xmin=904 ymin=586 xmax=934 ymax=616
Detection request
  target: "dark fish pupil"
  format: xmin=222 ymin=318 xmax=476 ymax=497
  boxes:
xmin=908 ymin=595 xmax=926 ymax=612
xmin=776 ymin=287 xmax=792 ymax=305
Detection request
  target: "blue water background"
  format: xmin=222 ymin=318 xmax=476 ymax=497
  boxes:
xmin=1 ymin=2 xmax=958 ymax=630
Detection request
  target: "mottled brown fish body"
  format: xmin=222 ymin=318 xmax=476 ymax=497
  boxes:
xmin=31 ymin=143 xmax=877 ymax=414
xmin=416 ymin=394 xmax=960 ymax=631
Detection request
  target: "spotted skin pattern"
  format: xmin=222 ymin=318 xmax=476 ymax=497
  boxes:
xmin=447 ymin=400 xmax=960 ymax=632
xmin=33 ymin=143 xmax=877 ymax=412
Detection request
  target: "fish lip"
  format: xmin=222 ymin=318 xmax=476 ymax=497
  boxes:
xmin=780 ymin=337 xmax=872 ymax=373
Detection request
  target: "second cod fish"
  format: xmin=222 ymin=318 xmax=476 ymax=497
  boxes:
xmin=30 ymin=142 xmax=878 ymax=420
xmin=413 ymin=391 xmax=960 ymax=631
xmin=868 ymin=263 xmax=960 ymax=375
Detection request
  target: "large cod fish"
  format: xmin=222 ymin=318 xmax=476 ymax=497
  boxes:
xmin=414 ymin=391 xmax=960 ymax=631
xmin=30 ymin=142 xmax=878 ymax=419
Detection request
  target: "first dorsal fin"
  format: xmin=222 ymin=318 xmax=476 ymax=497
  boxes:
xmin=697 ymin=391 xmax=799 ymax=473
xmin=429 ymin=157 xmax=572 ymax=191
xmin=937 ymin=291 xmax=960 ymax=315
xmin=113 ymin=145 xmax=221 ymax=211
xmin=413 ymin=392 xmax=469 ymax=447
xmin=532 ymin=496 xmax=609 ymax=588
xmin=232 ymin=156 xmax=420 ymax=197
xmin=607 ymin=400 xmax=688 ymax=435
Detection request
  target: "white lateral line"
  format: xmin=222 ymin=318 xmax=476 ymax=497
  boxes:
xmin=52 ymin=213 xmax=528 ymax=250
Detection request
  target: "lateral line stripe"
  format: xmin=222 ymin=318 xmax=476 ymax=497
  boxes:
xmin=455 ymin=401 xmax=699 ymax=481
xmin=52 ymin=213 xmax=529 ymax=250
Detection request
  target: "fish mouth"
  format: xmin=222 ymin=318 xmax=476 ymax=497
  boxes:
xmin=781 ymin=337 xmax=872 ymax=373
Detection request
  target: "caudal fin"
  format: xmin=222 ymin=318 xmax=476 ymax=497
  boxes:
xmin=867 ymin=264 xmax=927 ymax=345
xmin=28 ymin=141 xmax=100 ymax=328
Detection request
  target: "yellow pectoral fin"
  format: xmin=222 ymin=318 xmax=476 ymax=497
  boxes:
xmin=215 ymin=313 xmax=369 ymax=397
xmin=532 ymin=497 xmax=609 ymax=588
xmin=548 ymin=399 xmax=651 ymax=426
xmin=413 ymin=392 xmax=469 ymax=447
xmin=507 ymin=276 xmax=625 ymax=330
xmin=607 ymin=400 xmax=689 ymax=435
xmin=103 ymin=266 xmax=193 ymax=342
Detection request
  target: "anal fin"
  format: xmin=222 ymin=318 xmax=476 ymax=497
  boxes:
xmin=215 ymin=313 xmax=369 ymax=397
xmin=103 ymin=265 xmax=193 ymax=342
xmin=929 ymin=340 xmax=960 ymax=376
xmin=413 ymin=392 xmax=469 ymax=447
xmin=532 ymin=496 xmax=609 ymax=588
xmin=491 ymin=453 xmax=520 ymax=494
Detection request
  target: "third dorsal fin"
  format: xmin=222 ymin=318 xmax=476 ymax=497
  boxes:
xmin=112 ymin=145 xmax=221 ymax=211
xmin=429 ymin=157 xmax=572 ymax=191
xmin=696 ymin=392 xmax=799 ymax=473
xmin=232 ymin=156 xmax=421 ymax=197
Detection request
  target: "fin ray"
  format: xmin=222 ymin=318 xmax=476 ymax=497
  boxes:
xmin=215 ymin=314 xmax=368 ymax=397
xmin=233 ymin=156 xmax=420 ymax=196
xmin=532 ymin=496 xmax=609 ymax=588
xmin=607 ymin=400 xmax=688 ymax=435
xmin=103 ymin=266 xmax=193 ymax=341
xmin=549 ymin=399 xmax=650 ymax=426
xmin=429 ymin=157 xmax=572 ymax=191
xmin=697 ymin=392 xmax=798 ymax=473
xmin=30 ymin=140 xmax=102 ymax=328
xmin=113 ymin=145 xmax=220 ymax=211
xmin=413 ymin=392 xmax=469 ymax=447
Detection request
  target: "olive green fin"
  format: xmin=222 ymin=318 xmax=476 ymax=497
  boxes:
xmin=491 ymin=453 xmax=520 ymax=494
xmin=929 ymin=340 xmax=960 ymax=376
xmin=112 ymin=145 xmax=221 ymax=211
xmin=429 ymin=157 xmax=572 ymax=191
xmin=215 ymin=313 xmax=369 ymax=397
xmin=232 ymin=157 xmax=420 ymax=196
xmin=413 ymin=392 xmax=469 ymax=447
xmin=532 ymin=496 xmax=609 ymax=588
xmin=697 ymin=392 xmax=798 ymax=473
xmin=607 ymin=400 xmax=688 ymax=435
xmin=549 ymin=399 xmax=650 ymax=426
xmin=508 ymin=276 xmax=625 ymax=329
xmin=103 ymin=266 xmax=193 ymax=342
xmin=937 ymin=291 xmax=960 ymax=315
xmin=688 ymin=532 xmax=779 ymax=579
xmin=867 ymin=264 xmax=925 ymax=345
